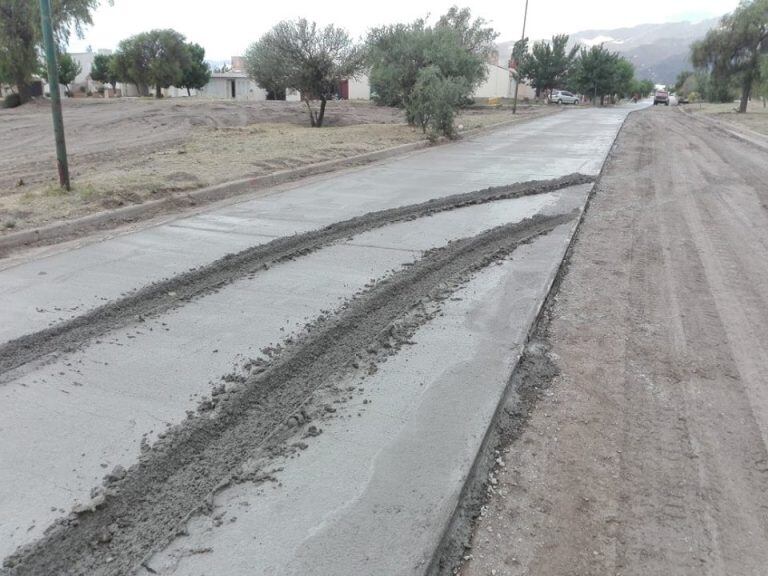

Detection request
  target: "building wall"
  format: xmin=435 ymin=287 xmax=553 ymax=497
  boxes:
xmin=474 ymin=63 xmax=512 ymax=99
xmin=198 ymin=76 xmax=267 ymax=100
xmin=348 ymin=74 xmax=370 ymax=100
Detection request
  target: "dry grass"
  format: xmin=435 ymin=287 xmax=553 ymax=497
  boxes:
xmin=686 ymin=100 xmax=768 ymax=136
xmin=0 ymin=100 xmax=553 ymax=234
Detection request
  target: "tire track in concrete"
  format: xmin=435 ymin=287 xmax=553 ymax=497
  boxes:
xmin=2 ymin=211 xmax=576 ymax=576
xmin=0 ymin=174 xmax=592 ymax=378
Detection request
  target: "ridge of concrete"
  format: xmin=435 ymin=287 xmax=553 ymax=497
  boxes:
xmin=0 ymin=108 xmax=557 ymax=258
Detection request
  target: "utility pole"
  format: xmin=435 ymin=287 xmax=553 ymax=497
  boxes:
xmin=39 ymin=0 xmax=71 ymax=191
xmin=511 ymin=0 xmax=530 ymax=115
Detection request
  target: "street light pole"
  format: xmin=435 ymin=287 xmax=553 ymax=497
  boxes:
xmin=39 ymin=0 xmax=71 ymax=191
xmin=511 ymin=0 xmax=529 ymax=115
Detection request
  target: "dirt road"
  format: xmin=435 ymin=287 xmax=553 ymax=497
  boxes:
xmin=461 ymin=107 xmax=768 ymax=575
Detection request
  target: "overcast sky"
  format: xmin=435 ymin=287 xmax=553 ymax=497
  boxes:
xmin=66 ymin=0 xmax=739 ymax=61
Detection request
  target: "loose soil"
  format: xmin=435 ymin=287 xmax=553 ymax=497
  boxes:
xmin=2 ymin=207 xmax=576 ymax=576
xmin=0 ymin=98 xmax=553 ymax=234
xmin=0 ymin=173 xmax=592 ymax=377
xmin=459 ymin=106 xmax=768 ymax=576
xmin=685 ymin=100 xmax=768 ymax=137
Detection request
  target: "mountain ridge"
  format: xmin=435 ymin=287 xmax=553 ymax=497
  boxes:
xmin=497 ymin=18 xmax=720 ymax=85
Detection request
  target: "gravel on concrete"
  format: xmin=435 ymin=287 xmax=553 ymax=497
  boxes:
xmin=0 ymin=174 xmax=592 ymax=378
xmin=2 ymin=208 xmax=576 ymax=576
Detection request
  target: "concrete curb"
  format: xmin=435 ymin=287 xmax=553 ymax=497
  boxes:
xmin=425 ymin=107 xmax=636 ymax=576
xmin=0 ymin=108 xmax=556 ymax=257
xmin=679 ymin=106 xmax=768 ymax=151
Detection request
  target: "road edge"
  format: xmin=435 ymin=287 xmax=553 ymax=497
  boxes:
xmin=0 ymin=107 xmax=558 ymax=258
xmin=424 ymin=107 xmax=635 ymax=576
xmin=678 ymin=106 xmax=768 ymax=151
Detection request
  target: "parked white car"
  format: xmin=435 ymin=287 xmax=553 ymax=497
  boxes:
xmin=549 ymin=90 xmax=579 ymax=105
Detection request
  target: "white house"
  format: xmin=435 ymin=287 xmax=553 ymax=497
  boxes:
xmin=197 ymin=71 xmax=266 ymax=101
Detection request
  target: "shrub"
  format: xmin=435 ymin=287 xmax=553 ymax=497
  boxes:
xmin=3 ymin=93 xmax=21 ymax=108
xmin=406 ymin=66 xmax=467 ymax=141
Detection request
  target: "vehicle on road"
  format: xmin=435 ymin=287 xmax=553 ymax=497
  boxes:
xmin=549 ymin=90 xmax=579 ymax=105
xmin=653 ymin=89 xmax=670 ymax=106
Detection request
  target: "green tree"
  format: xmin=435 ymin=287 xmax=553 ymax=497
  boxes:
xmin=691 ymin=0 xmax=768 ymax=112
xmin=759 ymin=55 xmax=768 ymax=105
xmin=407 ymin=65 xmax=466 ymax=140
xmin=245 ymin=19 xmax=366 ymax=127
xmin=610 ymin=57 xmax=635 ymax=100
xmin=90 ymin=52 xmax=118 ymax=89
xmin=56 ymin=52 xmax=81 ymax=95
xmin=571 ymin=45 xmax=619 ymax=105
xmin=517 ymin=34 xmax=578 ymax=97
xmin=180 ymin=42 xmax=210 ymax=96
xmin=113 ymin=29 xmax=191 ymax=97
xmin=638 ymin=78 xmax=655 ymax=97
xmin=674 ymin=70 xmax=693 ymax=93
xmin=367 ymin=6 xmax=497 ymax=114
xmin=0 ymin=0 xmax=105 ymax=103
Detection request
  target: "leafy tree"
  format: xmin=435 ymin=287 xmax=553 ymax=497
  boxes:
xmin=113 ymin=29 xmax=191 ymax=97
xmin=611 ymin=57 xmax=635 ymax=100
xmin=691 ymin=0 xmax=768 ymax=112
xmin=638 ymin=78 xmax=655 ymax=97
xmin=367 ymin=6 xmax=497 ymax=115
xmin=245 ymin=19 xmax=366 ymax=127
xmin=674 ymin=70 xmax=693 ymax=93
xmin=57 ymin=52 xmax=81 ymax=95
xmin=407 ymin=65 xmax=467 ymax=140
xmin=0 ymin=0 xmax=105 ymax=103
xmin=759 ymin=55 xmax=768 ymax=105
xmin=180 ymin=42 xmax=210 ymax=96
xmin=90 ymin=52 xmax=118 ymax=89
xmin=571 ymin=45 xmax=619 ymax=105
xmin=517 ymin=34 xmax=578 ymax=97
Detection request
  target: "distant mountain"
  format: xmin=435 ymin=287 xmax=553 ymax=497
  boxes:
xmin=497 ymin=18 xmax=719 ymax=86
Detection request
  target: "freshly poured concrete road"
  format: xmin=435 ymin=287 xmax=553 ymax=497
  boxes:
xmin=1 ymin=107 xmax=629 ymax=345
xmin=0 ymin=105 xmax=637 ymax=568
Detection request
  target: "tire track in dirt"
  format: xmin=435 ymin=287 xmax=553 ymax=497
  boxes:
xmin=2 ymin=211 xmax=577 ymax=576
xmin=0 ymin=174 xmax=593 ymax=378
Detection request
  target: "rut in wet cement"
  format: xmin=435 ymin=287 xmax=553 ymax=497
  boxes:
xmin=0 ymin=173 xmax=592 ymax=377
xmin=2 ymin=210 xmax=577 ymax=576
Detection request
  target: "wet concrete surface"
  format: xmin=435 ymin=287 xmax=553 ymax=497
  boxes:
xmin=0 ymin=190 xmax=584 ymax=558
xmin=138 ymin=225 xmax=577 ymax=576
xmin=0 ymin=107 xmax=632 ymax=346
xmin=0 ymin=105 xmax=639 ymax=570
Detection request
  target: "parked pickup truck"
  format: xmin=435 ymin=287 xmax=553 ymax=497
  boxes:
xmin=653 ymin=90 xmax=670 ymax=106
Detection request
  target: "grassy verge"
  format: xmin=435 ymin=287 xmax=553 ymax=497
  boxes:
xmin=685 ymin=100 xmax=768 ymax=136
xmin=0 ymin=105 xmax=553 ymax=234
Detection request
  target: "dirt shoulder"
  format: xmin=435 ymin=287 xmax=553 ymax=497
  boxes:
xmin=683 ymin=100 xmax=768 ymax=137
xmin=460 ymin=107 xmax=768 ymax=576
xmin=0 ymin=99 xmax=553 ymax=236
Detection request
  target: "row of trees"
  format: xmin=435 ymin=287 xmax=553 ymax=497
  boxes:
xmin=514 ymin=35 xmax=651 ymax=104
xmin=0 ymin=1 xmax=210 ymax=104
xmin=690 ymin=0 xmax=767 ymax=112
xmin=244 ymin=7 xmax=497 ymax=135
xmin=245 ymin=7 xmax=648 ymax=136
xmin=92 ymin=30 xmax=211 ymax=97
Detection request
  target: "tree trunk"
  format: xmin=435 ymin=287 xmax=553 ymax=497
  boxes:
xmin=155 ymin=85 xmax=162 ymax=99
xmin=15 ymin=72 xmax=30 ymax=104
xmin=304 ymin=99 xmax=316 ymax=127
xmin=316 ymin=98 xmax=327 ymax=128
xmin=186 ymin=87 xmax=191 ymax=97
xmin=738 ymin=80 xmax=750 ymax=112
